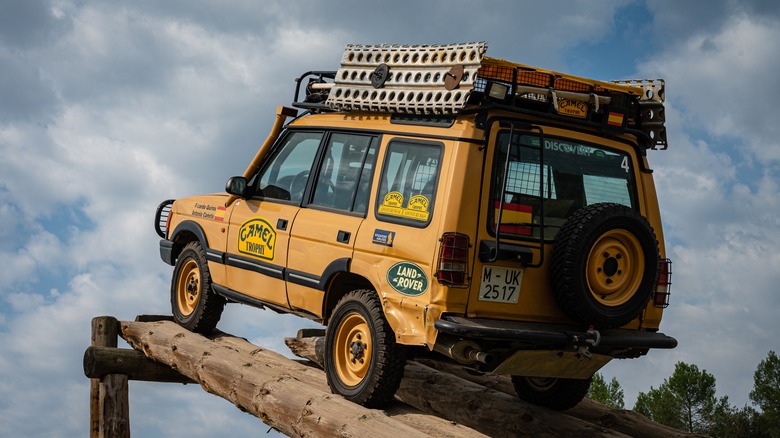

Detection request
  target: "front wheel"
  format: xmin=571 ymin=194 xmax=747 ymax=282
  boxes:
xmin=171 ymin=241 xmax=225 ymax=334
xmin=325 ymin=290 xmax=406 ymax=407
xmin=511 ymin=375 xmax=591 ymax=411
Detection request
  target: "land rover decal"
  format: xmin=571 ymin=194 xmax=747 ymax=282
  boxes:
xmin=387 ymin=261 xmax=428 ymax=296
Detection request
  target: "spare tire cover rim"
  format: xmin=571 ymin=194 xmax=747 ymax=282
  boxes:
xmin=586 ymin=228 xmax=645 ymax=306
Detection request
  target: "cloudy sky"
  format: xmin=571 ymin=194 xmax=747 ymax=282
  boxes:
xmin=2 ymin=0 xmax=779 ymax=436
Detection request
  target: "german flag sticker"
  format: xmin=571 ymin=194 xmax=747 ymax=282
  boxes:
xmin=607 ymin=112 xmax=625 ymax=127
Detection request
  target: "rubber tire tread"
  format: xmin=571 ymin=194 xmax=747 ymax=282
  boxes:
xmin=171 ymin=241 xmax=225 ymax=334
xmin=551 ymin=202 xmax=659 ymax=328
xmin=325 ymin=289 xmax=406 ymax=408
xmin=511 ymin=376 xmax=592 ymax=411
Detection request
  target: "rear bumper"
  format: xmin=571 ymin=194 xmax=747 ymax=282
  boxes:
xmin=434 ymin=316 xmax=677 ymax=350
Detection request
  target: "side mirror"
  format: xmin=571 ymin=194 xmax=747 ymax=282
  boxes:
xmin=225 ymin=176 xmax=248 ymax=197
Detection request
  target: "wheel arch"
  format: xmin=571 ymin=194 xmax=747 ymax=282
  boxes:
xmin=169 ymin=220 xmax=209 ymax=264
xmin=322 ymin=272 xmax=376 ymax=324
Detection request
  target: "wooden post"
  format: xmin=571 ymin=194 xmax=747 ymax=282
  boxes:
xmin=90 ymin=316 xmax=129 ymax=438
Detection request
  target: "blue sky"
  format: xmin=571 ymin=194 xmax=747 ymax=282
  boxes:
xmin=2 ymin=1 xmax=780 ymax=436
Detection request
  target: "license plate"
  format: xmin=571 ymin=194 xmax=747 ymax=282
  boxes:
xmin=478 ymin=265 xmax=523 ymax=303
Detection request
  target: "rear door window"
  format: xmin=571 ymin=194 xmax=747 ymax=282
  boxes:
xmin=376 ymin=140 xmax=442 ymax=227
xmin=491 ymin=132 xmax=635 ymax=240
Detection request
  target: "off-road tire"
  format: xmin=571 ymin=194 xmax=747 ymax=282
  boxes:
xmin=325 ymin=289 xmax=406 ymax=407
xmin=551 ymin=202 xmax=659 ymax=328
xmin=171 ymin=241 xmax=225 ymax=334
xmin=511 ymin=375 xmax=591 ymax=411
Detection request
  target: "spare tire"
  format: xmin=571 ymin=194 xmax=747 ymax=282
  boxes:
xmin=551 ymin=202 xmax=659 ymax=328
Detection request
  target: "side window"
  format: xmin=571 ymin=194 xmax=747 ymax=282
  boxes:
xmin=254 ymin=131 xmax=323 ymax=203
xmin=376 ymin=140 xmax=442 ymax=226
xmin=311 ymin=133 xmax=378 ymax=213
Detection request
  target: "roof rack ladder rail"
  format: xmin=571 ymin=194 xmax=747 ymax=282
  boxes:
xmin=491 ymin=123 xmax=515 ymax=263
xmin=526 ymin=124 xmax=545 ymax=269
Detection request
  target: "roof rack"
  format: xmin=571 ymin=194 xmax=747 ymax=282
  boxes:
xmin=293 ymin=43 xmax=667 ymax=150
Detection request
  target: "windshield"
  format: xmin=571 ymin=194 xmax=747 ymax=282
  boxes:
xmin=491 ymin=131 xmax=636 ymax=240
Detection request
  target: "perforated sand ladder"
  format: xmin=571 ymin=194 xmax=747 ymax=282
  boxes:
xmin=325 ymin=42 xmax=487 ymax=115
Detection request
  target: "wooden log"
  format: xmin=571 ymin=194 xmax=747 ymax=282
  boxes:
xmin=414 ymin=358 xmax=708 ymax=438
xmin=83 ymin=346 xmax=194 ymax=383
xmin=284 ymin=336 xmax=628 ymax=437
xmin=286 ymin=335 xmax=704 ymax=438
xmin=400 ymin=361 xmax=627 ymax=437
xmin=120 ymin=320 xmax=451 ymax=438
xmin=284 ymin=336 xmax=324 ymax=367
xmin=220 ymin=332 xmax=484 ymax=438
xmin=90 ymin=316 xmax=129 ymax=438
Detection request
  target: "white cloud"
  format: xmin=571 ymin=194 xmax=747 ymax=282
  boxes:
xmin=641 ymin=13 xmax=780 ymax=164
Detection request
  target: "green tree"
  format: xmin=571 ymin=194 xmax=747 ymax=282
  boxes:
xmin=588 ymin=372 xmax=625 ymax=409
xmin=750 ymin=351 xmax=780 ymax=437
xmin=633 ymin=361 xmax=719 ymax=434
xmin=634 ymin=383 xmax=685 ymax=430
xmin=711 ymin=401 xmax=768 ymax=438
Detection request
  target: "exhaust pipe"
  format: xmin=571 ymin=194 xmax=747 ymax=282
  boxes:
xmin=434 ymin=339 xmax=494 ymax=365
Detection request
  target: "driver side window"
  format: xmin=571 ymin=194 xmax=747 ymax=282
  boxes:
xmin=255 ymin=131 xmax=323 ymax=203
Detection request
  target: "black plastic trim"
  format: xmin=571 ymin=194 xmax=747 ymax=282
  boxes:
xmin=205 ymin=249 xmax=225 ymax=264
xmin=478 ymin=240 xmax=533 ymax=264
xmin=170 ymin=220 xmax=210 ymax=249
xmin=159 ymin=239 xmax=174 ymax=266
xmin=212 ymin=283 xmax=322 ymax=322
xmin=225 ymin=254 xmax=285 ymax=280
xmin=286 ymin=257 xmax=350 ymax=291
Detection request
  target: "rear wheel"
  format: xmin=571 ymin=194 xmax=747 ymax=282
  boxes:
xmin=325 ymin=290 xmax=406 ymax=407
xmin=511 ymin=375 xmax=591 ymax=411
xmin=171 ymin=241 xmax=225 ymax=334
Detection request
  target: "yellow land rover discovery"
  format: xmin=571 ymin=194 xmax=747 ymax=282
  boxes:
xmin=154 ymin=43 xmax=676 ymax=410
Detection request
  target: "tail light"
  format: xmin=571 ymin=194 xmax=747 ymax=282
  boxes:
xmin=653 ymin=258 xmax=672 ymax=308
xmin=436 ymin=232 xmax=470 ymax=287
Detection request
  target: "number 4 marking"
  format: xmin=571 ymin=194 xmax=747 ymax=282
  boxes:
xmin=621 ymin=156 xmax=630 ymax=173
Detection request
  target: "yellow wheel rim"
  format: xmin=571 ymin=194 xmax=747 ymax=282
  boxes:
xmin=176 ymin=259 xmax=200 ymax=316
xmin=333 ymin=313 xmax=372 ymax=387
xmin=586 ymin=229 xmax=645 ymax=306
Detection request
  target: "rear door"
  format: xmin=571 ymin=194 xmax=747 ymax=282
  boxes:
xmin=468 ymin=121 xmax=640 ymax=322
xmin=286 ymin=133 xmax=379 ymax=317
xmin=468 ymin=121 xmax=557 ymax=322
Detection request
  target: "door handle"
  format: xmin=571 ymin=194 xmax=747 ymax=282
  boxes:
xmin=277 ymin=218 xmax=288 ymax=231
xmin=336 ymin=230 xmax=351 ymax=244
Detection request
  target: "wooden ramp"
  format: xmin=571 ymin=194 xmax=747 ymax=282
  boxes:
xmin=84 ymin=315 xmax=704 ymax=437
